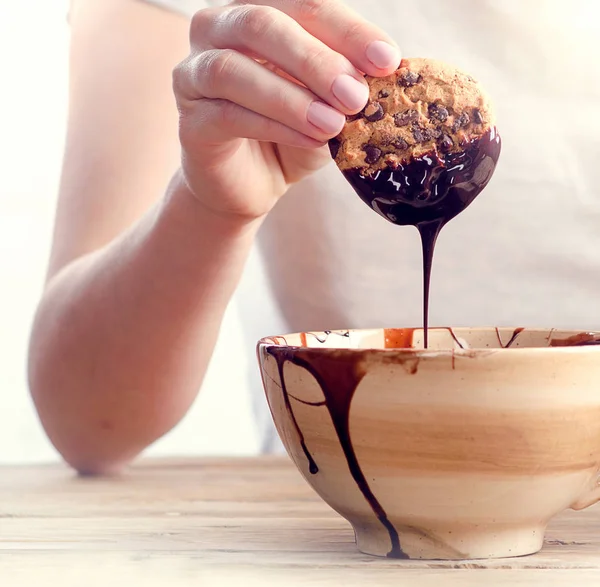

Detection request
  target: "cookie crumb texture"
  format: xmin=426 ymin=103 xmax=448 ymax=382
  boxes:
xmin=330 ymin=58 xmax=496 ymax=175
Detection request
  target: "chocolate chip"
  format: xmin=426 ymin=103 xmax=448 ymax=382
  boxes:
xmin=379 ymin=132 xmax=409 ymax=151
xmin=428 ymin=103 xmax=449 ymax=122
xmin=473 ymin=109 xmax=484 ymax=124
xmin=363 ymin=101 xmax=385 ymax=122
xmin=452 ymin=112 xmax=470 ymax=132
xmin=380 ymin=133 xmax=393 ymax=147
xmin=439 ymin=134 xmax=454 ymax=152
xmin=328 ymin=138 xmax=341 ymax=159
xmin=392 ymin=138 xmax=409 ymax=151
xmin=430 ymin=127 xmax=442 ymax=139
xmin=394 ymin=109 xmax=419 ymax=127
xmin=364 ymin=145 xmax=382 ymax=165
xmin=378 ymin=89 xmax=391 ymax=99
xmin=398 ymin=70 xmax=421 ymax=87
xmin=412 ymin=124 xmax=432 ymax=143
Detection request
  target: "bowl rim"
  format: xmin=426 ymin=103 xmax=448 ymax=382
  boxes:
xmin=257 ymin=326 xmax=600 ymax=354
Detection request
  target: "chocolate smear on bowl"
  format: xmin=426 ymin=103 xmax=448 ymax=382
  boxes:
xmin=550 ymin=332 xmax=600 ymax=347
xmin=266 ymin=345 xmax=408 ymax=558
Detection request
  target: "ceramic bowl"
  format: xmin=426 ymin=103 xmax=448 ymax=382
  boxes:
xmin=257 ymin=327 xmax=600 ymax=560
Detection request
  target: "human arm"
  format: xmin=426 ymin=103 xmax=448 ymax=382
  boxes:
xmin=28 ymin=0 xmax=401 ymax=474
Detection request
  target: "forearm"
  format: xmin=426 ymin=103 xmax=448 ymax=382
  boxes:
xmin=28 ymin=172 xmax=261 ymax=474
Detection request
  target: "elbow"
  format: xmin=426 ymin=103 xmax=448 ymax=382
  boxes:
xmin=28 ymin=327 xmax=139 ymax=477
xmin=65 ymin=453 xmax=132 ymax=477
xmin=27 ymin=292 xmax=174 ymax=477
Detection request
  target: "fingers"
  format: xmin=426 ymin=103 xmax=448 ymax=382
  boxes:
xmin=179 ymin=98 xmax=326 ymax=150
xmin=178 ymin=48 xmax=345 ymax=141
xmin=236 ymin=0 xmax=401 ymax=76
xmin=192 ymin=5 xmax=370 ymax=114
xmin=175 ymin=1 xmax=402 ymax=150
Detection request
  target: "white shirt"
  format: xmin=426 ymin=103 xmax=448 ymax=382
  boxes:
xmin=141 ymin=0 xmax=600 ymax=452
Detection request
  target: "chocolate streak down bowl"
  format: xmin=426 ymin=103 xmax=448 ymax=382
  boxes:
xmin=257 ymin=327 xmax=600 ymax=560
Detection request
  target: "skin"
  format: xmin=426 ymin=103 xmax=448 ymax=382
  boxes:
xmin=28 ymin=0 xmax=401 ymax=475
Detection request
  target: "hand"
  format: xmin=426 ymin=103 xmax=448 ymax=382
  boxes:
xmin=173 ymin=0 xmax=401 ymax=220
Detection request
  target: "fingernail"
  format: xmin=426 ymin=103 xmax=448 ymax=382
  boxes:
xmin=366 ymin=40 xmax=401 ymax=70
xmin=307 ymin=102 xmax=346 ymax=135
xmin=331 ymin=74 xmax=369 ymax=111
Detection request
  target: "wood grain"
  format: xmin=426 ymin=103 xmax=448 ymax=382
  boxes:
xmin=1 ymin=457 xmax=600 ymax=586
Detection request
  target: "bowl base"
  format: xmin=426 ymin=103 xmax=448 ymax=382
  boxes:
xmin=353 ymin=520 xmax=546 ymax=560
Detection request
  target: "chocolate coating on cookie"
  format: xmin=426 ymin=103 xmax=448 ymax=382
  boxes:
xmin=330 ymin=57 xmax=496 ymax=176
xmin=343 ymin=127 xmax=501 ymax=226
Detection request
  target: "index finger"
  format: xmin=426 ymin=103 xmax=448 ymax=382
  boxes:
xmin=234 ymin=0 xmax=401 ymax=76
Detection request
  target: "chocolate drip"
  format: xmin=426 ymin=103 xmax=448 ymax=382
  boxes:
xmin=419 ymin=222 xmax=443 ymax=348
xmin=496 ymin=327 xmax=525 ymax=348
xmin=447 ymin=327 xmax=465 ymax=349
xmin=267 ymin=347 xmax=407 ymax=559
xmin=342 ymin=128 xmax=501 ymax=347
xmin=272 ymin=351 xmax=319 ymax=475
xmin=302 ymin=330 xmax=352 ymax=345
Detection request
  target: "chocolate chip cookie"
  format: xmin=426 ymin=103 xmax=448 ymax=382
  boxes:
xmin=329 ymin=57 xmax=496 ymax=175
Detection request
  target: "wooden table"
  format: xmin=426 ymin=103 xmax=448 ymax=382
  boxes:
xmin=2 ymin=457 xmax=600 ymax=586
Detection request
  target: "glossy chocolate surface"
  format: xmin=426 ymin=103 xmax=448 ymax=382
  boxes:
xmin=341 ymin=128 xmax=502 ymax=347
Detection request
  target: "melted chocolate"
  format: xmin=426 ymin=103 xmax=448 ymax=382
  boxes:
xmin=266 ymin=346 xmax=408 ymax=559
xmin=342 ymin=128 xmax=501 ymax=347
xmin=550 ymin=332 xmax=600 ymax=347
xmin=271 ymin=351 xmax=319 ymax=475
xmin=384 ymin=327 xmax=464 ymax=349
xmin=447 ymin=328 xmax=466 ymax=349
xmin=301 ymin=330 xmax=351 ymax=345
xmin=384 ymin=328 xmax=416 ymax=349
xmin=496 ymin=327 xmax=525 ymax=348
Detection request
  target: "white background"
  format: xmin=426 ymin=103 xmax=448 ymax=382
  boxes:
xmin=0 ymin=0 xmax=258 ymax=464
